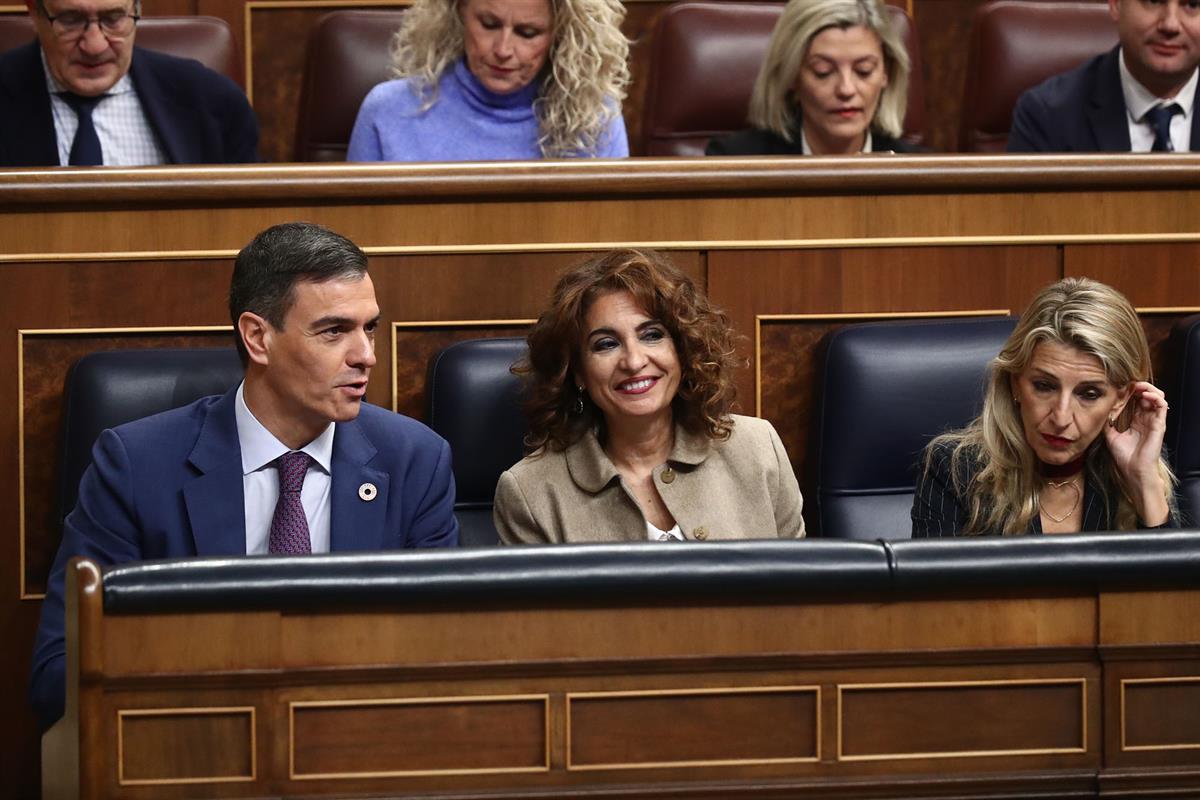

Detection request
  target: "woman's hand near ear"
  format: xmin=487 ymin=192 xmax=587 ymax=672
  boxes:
xmin=1105 ymin=380 xmax=1170 ymax=526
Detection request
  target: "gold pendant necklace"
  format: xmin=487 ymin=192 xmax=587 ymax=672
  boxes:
xmin=1040 ymin=478 xmax=1081 ymax=524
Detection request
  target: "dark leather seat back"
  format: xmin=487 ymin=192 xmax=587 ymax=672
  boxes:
xmin=295 ymin=10 xmax=407 ymax=161
xmin=808 ymin=317 xmax=1016 ymax=539
xmin=57 ymin=347 xmax=243 ymax=534
xmin=0 ymin=16 xmax=241 ymax=84
xmin=1165 ymin=315 xmax=1200 ymax=526
xmin=426 ymin=338 xmax=528 ymax=546
xmin=959 ymin=0 xmax=1116 ymax=152
xmin=640 ymin=0 xmax=925 ymax=156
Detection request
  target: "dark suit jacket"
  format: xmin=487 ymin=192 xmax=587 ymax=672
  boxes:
xmin=911 ymin=440 xmax=1176 ymax=537
xmin=30 ymin=389 xmax=458 ymax=730
xmin=706 ymin=118 xmax=919 ymax=155
xmin=0 ymin=41 xmax=259 ymax=166
xmin=1008 ymin=45 xmax=1200 ymax=153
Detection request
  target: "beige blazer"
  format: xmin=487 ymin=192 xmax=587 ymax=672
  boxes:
xmin=494 ymin=414 xmax=805 ymax=544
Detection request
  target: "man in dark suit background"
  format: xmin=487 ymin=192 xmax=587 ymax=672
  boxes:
xmin=1009 ymin=0 xmax=1200 ymax=152
xmin=29 ymin=222 xmax=460 ymax=731
xmin=0 ymin=0 xmax=258 ymax=166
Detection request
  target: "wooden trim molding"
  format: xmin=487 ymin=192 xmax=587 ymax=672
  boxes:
xmin=6 ymin=156 xmax=1200 ymax=205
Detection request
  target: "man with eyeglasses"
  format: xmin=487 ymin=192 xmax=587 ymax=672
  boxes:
xmin=1009 ymin=0 xmax=1200 ymax=152
xmin=0 ymin=0 xmax=259 ymax=166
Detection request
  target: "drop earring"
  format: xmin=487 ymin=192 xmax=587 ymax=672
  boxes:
xmin=573 ymin=385 xmax=586 ymax=415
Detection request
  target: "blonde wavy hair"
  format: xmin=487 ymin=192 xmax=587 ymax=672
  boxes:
xmin=748 ymin=0 xmax=909 ymax=142
xmin=388 ymin=0 xmax=629 ymax=157
xmin=927 ymin=278 xmax=1176 ymax=535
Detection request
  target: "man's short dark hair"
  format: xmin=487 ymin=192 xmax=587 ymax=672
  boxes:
xmin=229 ymin=222 xmax=368 ymax=365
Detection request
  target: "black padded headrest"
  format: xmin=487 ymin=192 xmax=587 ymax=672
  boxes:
xmin=426 ymin=338 xmax=528 ymax=546
xmin=809 ymin=317 xmax=1017 ymax=539
xmin=57 ymin=347 xmax=243 ymax=533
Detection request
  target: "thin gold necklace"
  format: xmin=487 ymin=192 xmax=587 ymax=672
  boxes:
xmin=1041 ymin=477 xmax=1081 ymax=524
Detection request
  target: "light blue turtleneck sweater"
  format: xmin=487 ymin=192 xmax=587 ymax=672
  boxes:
xmin=347 ymin=59 xmax=628 ymax=161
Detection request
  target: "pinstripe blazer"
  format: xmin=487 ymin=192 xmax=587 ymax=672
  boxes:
xmin=910 ymin=440 xmax=1161 ymax=537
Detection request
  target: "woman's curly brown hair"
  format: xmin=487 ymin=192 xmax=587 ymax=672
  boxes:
xmin=519 ymin=249 xmax=740 ymax=453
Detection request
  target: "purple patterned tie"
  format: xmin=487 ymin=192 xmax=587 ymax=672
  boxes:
xmin=269 ymin=451 xmax=312 ymax=555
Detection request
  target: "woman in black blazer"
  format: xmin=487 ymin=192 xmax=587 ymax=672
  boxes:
xmin=911 ymin=278 xmax=1176 ymax=537
xmin=707 ymin=0 xmax=913 ymax=156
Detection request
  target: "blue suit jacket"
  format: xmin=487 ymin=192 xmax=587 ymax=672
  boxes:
xmin=30 ymin=389 xmax=458 ymax=730
xmin=0 ymin=41 xmax=259 ymax=166
xmin=1009 ymin=46 xmax=1200 ymax=152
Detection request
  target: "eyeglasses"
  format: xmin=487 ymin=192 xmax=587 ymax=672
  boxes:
xmin=38 ymin=1 xmax=140 ymax=40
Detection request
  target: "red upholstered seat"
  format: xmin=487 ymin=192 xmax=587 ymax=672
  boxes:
xmin=959 ymin=0 xmax=1116 ymax=152
xmin=640 ymin=0 xmax=925 ymax=157
xmin=294 ymin=10 xmax=407 ymax=162
xmin=0 ymin=15 xmax=241 ymax=85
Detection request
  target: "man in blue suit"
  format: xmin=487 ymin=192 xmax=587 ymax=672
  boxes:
xmin=0 ymin=0 xmax=257 ymax=166
xmin=1009 ymin=0 xmax=1200 ymax=152
xmin=29 ymin=223 xmax=459 ymax=731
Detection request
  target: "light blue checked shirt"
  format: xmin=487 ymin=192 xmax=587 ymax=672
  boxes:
xmin=41 ymin=49 xmax=166 ymax=166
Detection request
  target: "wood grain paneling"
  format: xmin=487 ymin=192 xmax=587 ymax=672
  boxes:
xmin=1064 ymin=243 xmax=1200 ymax=308
xmin=118 ymin=708 xmax=255 ymax=784
xmin=568 ymin=688 xmax=818 ymax=769
xmin=291 ymin=696 xmax=548 ymax=777
xmin=839 ymin=680 xmax=1088 ymax=760
xmin=1122 ymin=679 xmax=1200 ymax=751
xmin=1100 ymin=591 xmax=1200 ymax=646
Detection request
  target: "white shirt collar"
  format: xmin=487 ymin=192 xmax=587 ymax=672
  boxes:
xmin=235 ymin=382 xmax=334 ymax=476
xmin=800 ymin=128 xmax=874 ymax=155
xmin=1119 ymin=47 xmax=1197 ymax=122
xmin=40 ymin=46 xmax=136 ymax=98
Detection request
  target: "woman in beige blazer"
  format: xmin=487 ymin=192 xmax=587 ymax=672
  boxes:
xmin=494 ymin=249 xmax=805 ymax=543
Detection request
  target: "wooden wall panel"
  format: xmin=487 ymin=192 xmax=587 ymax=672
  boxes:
xmin=118 ymin=708 xmax=255 ymax=785
xmin=291 ymin=697 xmax=548 ymax=777
xmin=567 ymin=688 xmax=819 ymax=768
xmin=838 ymin=679 xmax=1087 ymax=760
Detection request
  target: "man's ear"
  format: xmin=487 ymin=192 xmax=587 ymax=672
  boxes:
xmin=238 ymin=311 xmax=272 ymax=366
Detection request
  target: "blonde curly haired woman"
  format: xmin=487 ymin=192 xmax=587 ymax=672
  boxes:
xmin=347 ymin=0 xmax=629 ymax=161
xmin=912 ymin=278 xmax=1177 ymax=537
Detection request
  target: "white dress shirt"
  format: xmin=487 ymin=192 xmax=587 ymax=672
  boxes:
xmin=235 ymin=383 xmax=335 ymax=554
xmin=1119 ymin=49 xmax=1196 ymax=152
xmin=645 ymin=519 xmax=685 ymax=541
xmin=801 ymin=129 xmax=875 ymax=154
xmin=41 ymin=49 xmax=167 ymax=166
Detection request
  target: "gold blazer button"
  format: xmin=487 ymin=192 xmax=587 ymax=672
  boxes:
xmin=693 ymin=527 xmax=707 ymax=540
xmin=661 ymin=467 xmax=675 ymax=484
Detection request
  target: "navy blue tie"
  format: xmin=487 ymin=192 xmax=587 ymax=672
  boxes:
xmin=58 ymin=92 xmax=104 ymax=166
xmin=1145 ymin=103 xmax=1181 ymax=152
